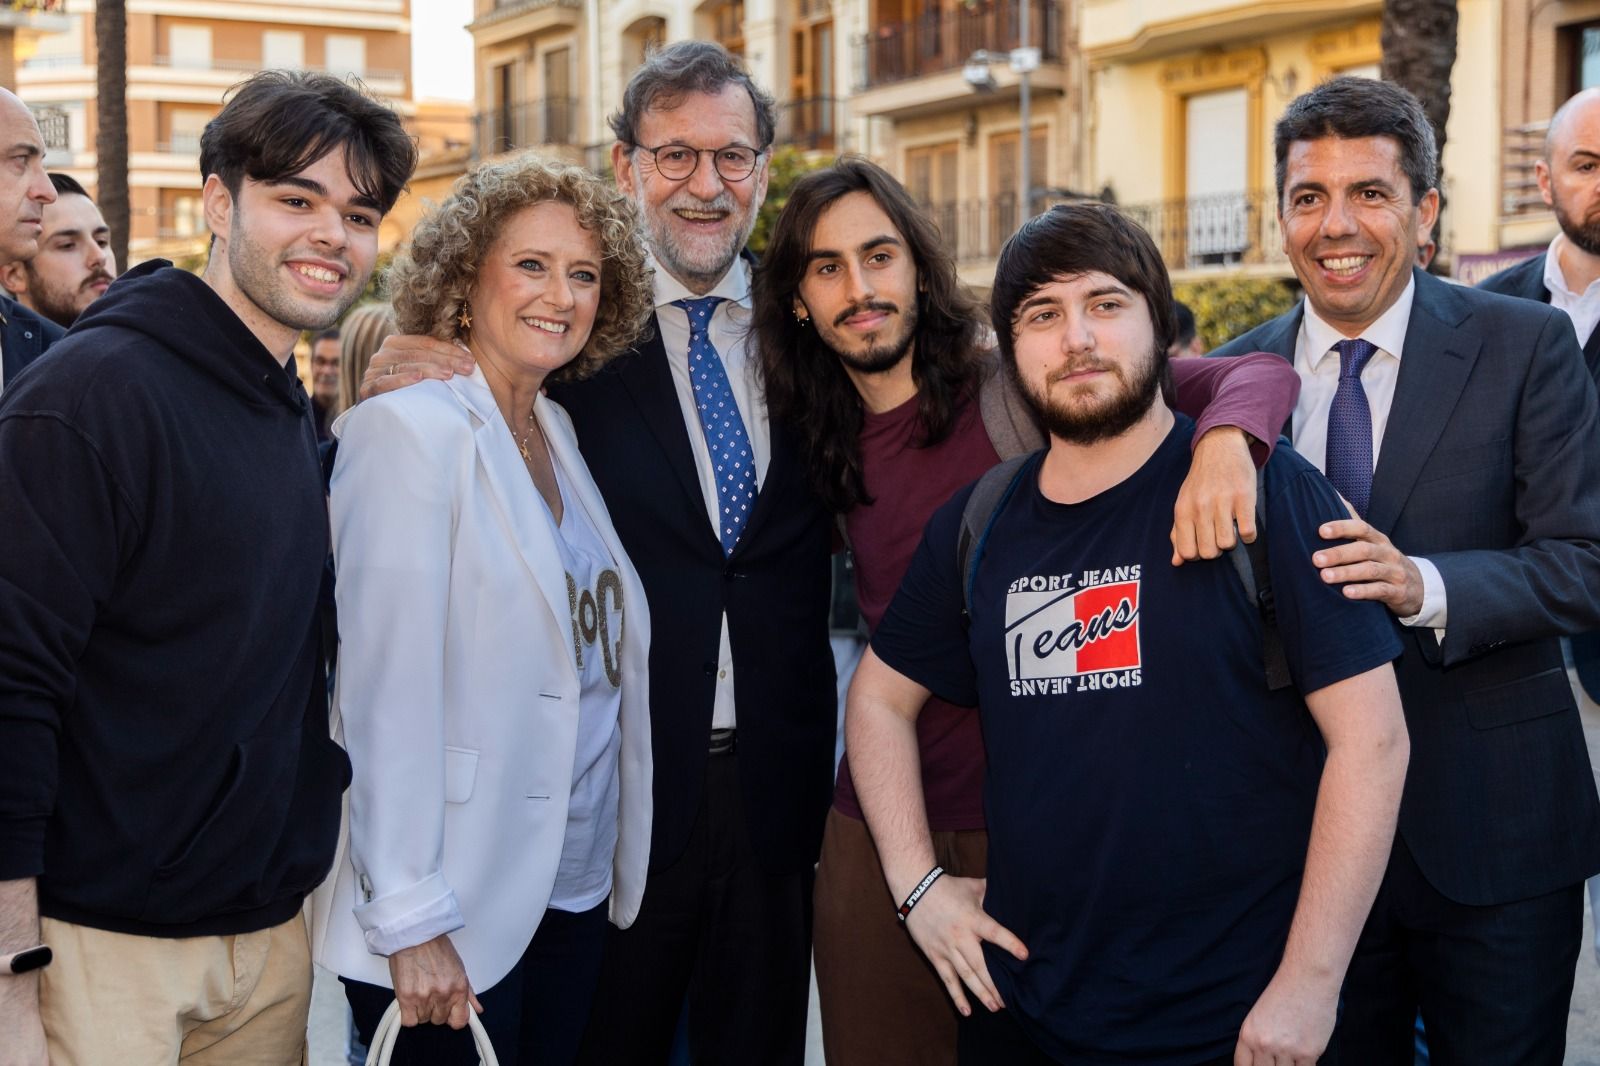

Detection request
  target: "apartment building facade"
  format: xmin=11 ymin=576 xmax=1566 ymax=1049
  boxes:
xmin=1081 ymin=0 xmax=1499 ymax=280
xmin=19 ymin=0 xmax=413 ymax=258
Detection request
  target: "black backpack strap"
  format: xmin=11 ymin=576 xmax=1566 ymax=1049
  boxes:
xmin=1227 ymin=465 xmax=1291 ymax=691
xmin=957 ymin=455 xmax=1034 ymax=623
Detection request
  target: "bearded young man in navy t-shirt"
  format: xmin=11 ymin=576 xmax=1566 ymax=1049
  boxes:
xmin=847 ymin=203 xmax=1410 ymax=1066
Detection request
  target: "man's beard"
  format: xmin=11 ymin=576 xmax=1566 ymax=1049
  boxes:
xmin=817 ymin=298 xmax=919 ymax=376
xmin=1012 ymin=341 xmax=1165 ymax=445
xmin=26 ymin=267 xmax=105 ymax=328
xmin=1555 ymin=194 xmax=1600 ymax=257
xmin=641 ymin=189 xmax=757 ymax=291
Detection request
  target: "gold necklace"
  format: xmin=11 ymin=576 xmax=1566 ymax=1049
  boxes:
xmin=513 ymin=407 xmax=540 ymax=463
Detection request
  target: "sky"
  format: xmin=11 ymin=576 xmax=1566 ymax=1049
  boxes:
xmin=412 ymin=0 xmax=475 ymax=102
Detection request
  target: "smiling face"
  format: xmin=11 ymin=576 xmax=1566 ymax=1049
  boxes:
xmin=794 ymin=191 xmax=920 ymax=375
xmin=1279 ymin=134 xmax=1437 ymax=336
xmin=202 ymin=145 xmax=381 ymax=357
xmin=465 ymin=200 xmax=601 ymax=388
xmin=0 ymin=92 xmax=55 ymax=263
xmin=1008 ymin=271 xmax=1165 ymax=445
xmin=13 ymin=193 xmax=115 ymax=327
xmin=613 ymin=84 xmax=769 ymax=294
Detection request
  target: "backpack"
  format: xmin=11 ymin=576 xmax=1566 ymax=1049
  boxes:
xmin=955 ymin=455 xmax=1292 ymax=691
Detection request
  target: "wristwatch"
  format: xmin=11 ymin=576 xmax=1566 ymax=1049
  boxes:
xmin=0 ymin=945 xmax=51 ymax=975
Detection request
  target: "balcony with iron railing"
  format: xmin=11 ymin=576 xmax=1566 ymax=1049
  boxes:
xmin=857 ymin=0 xmax=1060 ymax=90
xmin=149 ymin=55 xmax=406 ymax=83
xmin=472 ymin=97 xmax=580 ymax=158
xmin=775 ymin=96 xmax=841 ymax=152
xmin=921 ymin=190 xmax=1298 ymax=278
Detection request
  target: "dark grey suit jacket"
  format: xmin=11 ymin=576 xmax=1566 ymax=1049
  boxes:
xmin=1212 ymin=267 xmax=1600 ymax=906
xmin=1477 ymin=251 xmax=1600 ymax=702
xmin=0 ymin=292 xmax=63 ymax=390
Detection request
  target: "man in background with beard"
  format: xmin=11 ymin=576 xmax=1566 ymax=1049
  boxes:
xmin=1481 ymin=88 xmax=1600 ymax=387
xmin=848 ymin=202 xmax=1409 ymax=1065
xmin=0 ymin=174 xmax=114 ymax=329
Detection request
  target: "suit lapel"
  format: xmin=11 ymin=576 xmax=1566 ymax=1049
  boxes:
xmin=1366 ymin=273 xmax=1480 ymax=533
xmin=448 ymin=372 xmax=577 ymax=679
xmin=617 ymin=316 xmax=717 ymax=535
xmin=0 ymin=303 xmax=36 ymax=386
xmin=1249 ymin=306 xmax=1303 ymax=438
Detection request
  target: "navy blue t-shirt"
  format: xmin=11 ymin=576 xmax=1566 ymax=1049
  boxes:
xmin=872 ymin=415 xmax=1402 ymax=1065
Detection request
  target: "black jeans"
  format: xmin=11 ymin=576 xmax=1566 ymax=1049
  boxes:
xmin=343 ymin=902 xmax=608 ymax=1066
xmin=958 ymin=1004 xmax=1235 ymax=1066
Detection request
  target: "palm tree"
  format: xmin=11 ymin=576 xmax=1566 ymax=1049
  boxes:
xmin=94 ymin=0 xmax=129 ymax=270
xmin=1381 ymin=0 xmax=1457 ymax=263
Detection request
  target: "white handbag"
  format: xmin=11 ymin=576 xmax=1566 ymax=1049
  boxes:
xmin=364 ymin=999 xmax=501 ymax=1066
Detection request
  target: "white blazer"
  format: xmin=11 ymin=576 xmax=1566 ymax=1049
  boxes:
xmin=309 ymin=368 xmax=652 ymax=993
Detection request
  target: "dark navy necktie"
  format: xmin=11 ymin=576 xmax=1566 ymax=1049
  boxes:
xmin=674 ymin=296 xmax=756 ymax=555
xmin=1325 ymin=337 xmax=1378 ymax=518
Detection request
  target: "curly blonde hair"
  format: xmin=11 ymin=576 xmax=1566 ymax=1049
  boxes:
xmin=388 ymin=152 xmax=653 ymax=382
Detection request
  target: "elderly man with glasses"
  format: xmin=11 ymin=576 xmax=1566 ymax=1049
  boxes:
xmin=361 ymin=41 xmax=835 ymax=1066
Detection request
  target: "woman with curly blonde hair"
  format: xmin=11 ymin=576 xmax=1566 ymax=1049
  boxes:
xmin=311 ymin=152 xmax=656 ymax=1066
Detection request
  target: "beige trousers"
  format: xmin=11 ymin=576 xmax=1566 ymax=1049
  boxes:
xmin=39 ymin=912 xmax=312 ymax=1066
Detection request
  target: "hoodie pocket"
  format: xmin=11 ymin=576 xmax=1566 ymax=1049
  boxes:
xmin=141 ymin=731 xmax=301 ymax=923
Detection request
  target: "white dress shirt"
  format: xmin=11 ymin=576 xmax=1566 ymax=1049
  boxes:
xmin=1542 ymin=233 xmax=1600 ymax=348
xmin=650 ymin=251 xmax=771 ymax=730
xmin=1290 ymin=278 xmax=1447 ymax=631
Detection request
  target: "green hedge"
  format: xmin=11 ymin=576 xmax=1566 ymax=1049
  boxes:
xmin=1174 ymin=274 xmax=1298 ymax=352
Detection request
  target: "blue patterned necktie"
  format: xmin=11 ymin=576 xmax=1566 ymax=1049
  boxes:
xmin=1325 ymin=337 xmax=1378 ymax=518
xmin=674 ymin=297 xmax=757 ymax=555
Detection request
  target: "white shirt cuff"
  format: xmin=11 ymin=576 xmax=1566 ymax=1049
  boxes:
xmin=1398 ymin=555 xmax=1446 ymax=638
xmin=359 ymin=888 xmax=465 ymax=958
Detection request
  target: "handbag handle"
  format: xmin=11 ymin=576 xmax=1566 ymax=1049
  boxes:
xmin=364 ymin=999 xmax=500 ymax=1066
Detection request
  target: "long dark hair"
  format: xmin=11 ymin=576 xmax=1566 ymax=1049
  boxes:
xmin=753 ymin=157 xmax=983 ymax=514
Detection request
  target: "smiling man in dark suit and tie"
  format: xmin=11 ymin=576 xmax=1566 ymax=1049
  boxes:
xmin=1212 ymin=76 xmax=1600 ymax=1064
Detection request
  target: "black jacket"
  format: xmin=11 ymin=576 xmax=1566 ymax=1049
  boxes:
xmin=0 ymin=291 xmax=63 ymax=388
xmin=549 ymin=314 xmax=837 ymax=875
xmin=1478 ymin=251 xmax=1600 ymax=384
xmin=0 ymin=260 xmax=350 ymax=936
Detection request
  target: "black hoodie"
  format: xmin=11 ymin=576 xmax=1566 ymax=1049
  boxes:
xmin=0 ymin=260 xmax=350 ymax=937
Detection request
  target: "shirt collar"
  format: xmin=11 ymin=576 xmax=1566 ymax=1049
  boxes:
xmin=1540 ymin=231 xmax=1600 ymax=301
xmin=647 ymin=248 xmax=752 ymax=313
xmin=1301 ymin=275 xmax=1416 ymax=372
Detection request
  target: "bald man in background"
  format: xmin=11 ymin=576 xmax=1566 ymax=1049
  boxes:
xmin=1481 ymin=87 xmax=1600 ymax=966
xmin=0 ymin=90 xmax=60 ymax=394
xmin=0 ymin=173 xmax=115 ymax=330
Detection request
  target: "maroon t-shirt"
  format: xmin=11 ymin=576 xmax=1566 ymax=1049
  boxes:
xmin=833 ymin=392 xmax=998 ymax=830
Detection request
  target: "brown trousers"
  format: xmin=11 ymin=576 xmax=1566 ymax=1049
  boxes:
xmin=812 ymin=807 xmax=988 ymax=1066
xmin=40 ymin=913 xmax=311 ymax=1065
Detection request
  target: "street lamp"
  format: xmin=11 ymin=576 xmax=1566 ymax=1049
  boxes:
xmin=965 ymin=7 xmax=1043 ymax=226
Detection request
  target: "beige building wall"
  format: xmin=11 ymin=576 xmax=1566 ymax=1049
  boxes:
xmin=18 ymin=0 xmax=413 ymax=261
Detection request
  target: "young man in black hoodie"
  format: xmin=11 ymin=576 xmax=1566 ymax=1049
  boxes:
xmin=0 ymin=71 xmax=415 ymax=1064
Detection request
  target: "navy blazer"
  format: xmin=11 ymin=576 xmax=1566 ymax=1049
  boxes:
xmin=0 ymin=292 xmax=63 ymax=390
xmin=1212 ymin=268 xmax=1600 ymax=907
xmin=548 ymin=314 xmax=837 ymax=875
xmin=1478 ymin=251 xmax=1600 ymax=384
xmin=1476 ymin=251 xmax=1600 ymax=702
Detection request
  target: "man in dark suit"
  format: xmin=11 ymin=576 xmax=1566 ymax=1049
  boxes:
xmin=1479 ymin=87 xmax=1600 ymax=704
xmin=1212 ymin=76 xmax=1600 ymax=1064
xmin=362 ymin=43 xmax=833 ymax=1064
xmin=0 ymin=89 xmax=64 ymax=393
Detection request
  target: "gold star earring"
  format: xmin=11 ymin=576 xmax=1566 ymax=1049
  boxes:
xmin=456 ymin=303 xmax=473 ymax=331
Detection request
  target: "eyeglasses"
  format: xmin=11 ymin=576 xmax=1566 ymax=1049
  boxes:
xmin=635 ymin=143 xmax=764 ymax=182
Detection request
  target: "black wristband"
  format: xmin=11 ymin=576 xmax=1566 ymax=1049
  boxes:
xmin=896 ymin=865 xmax=945 ymax=922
